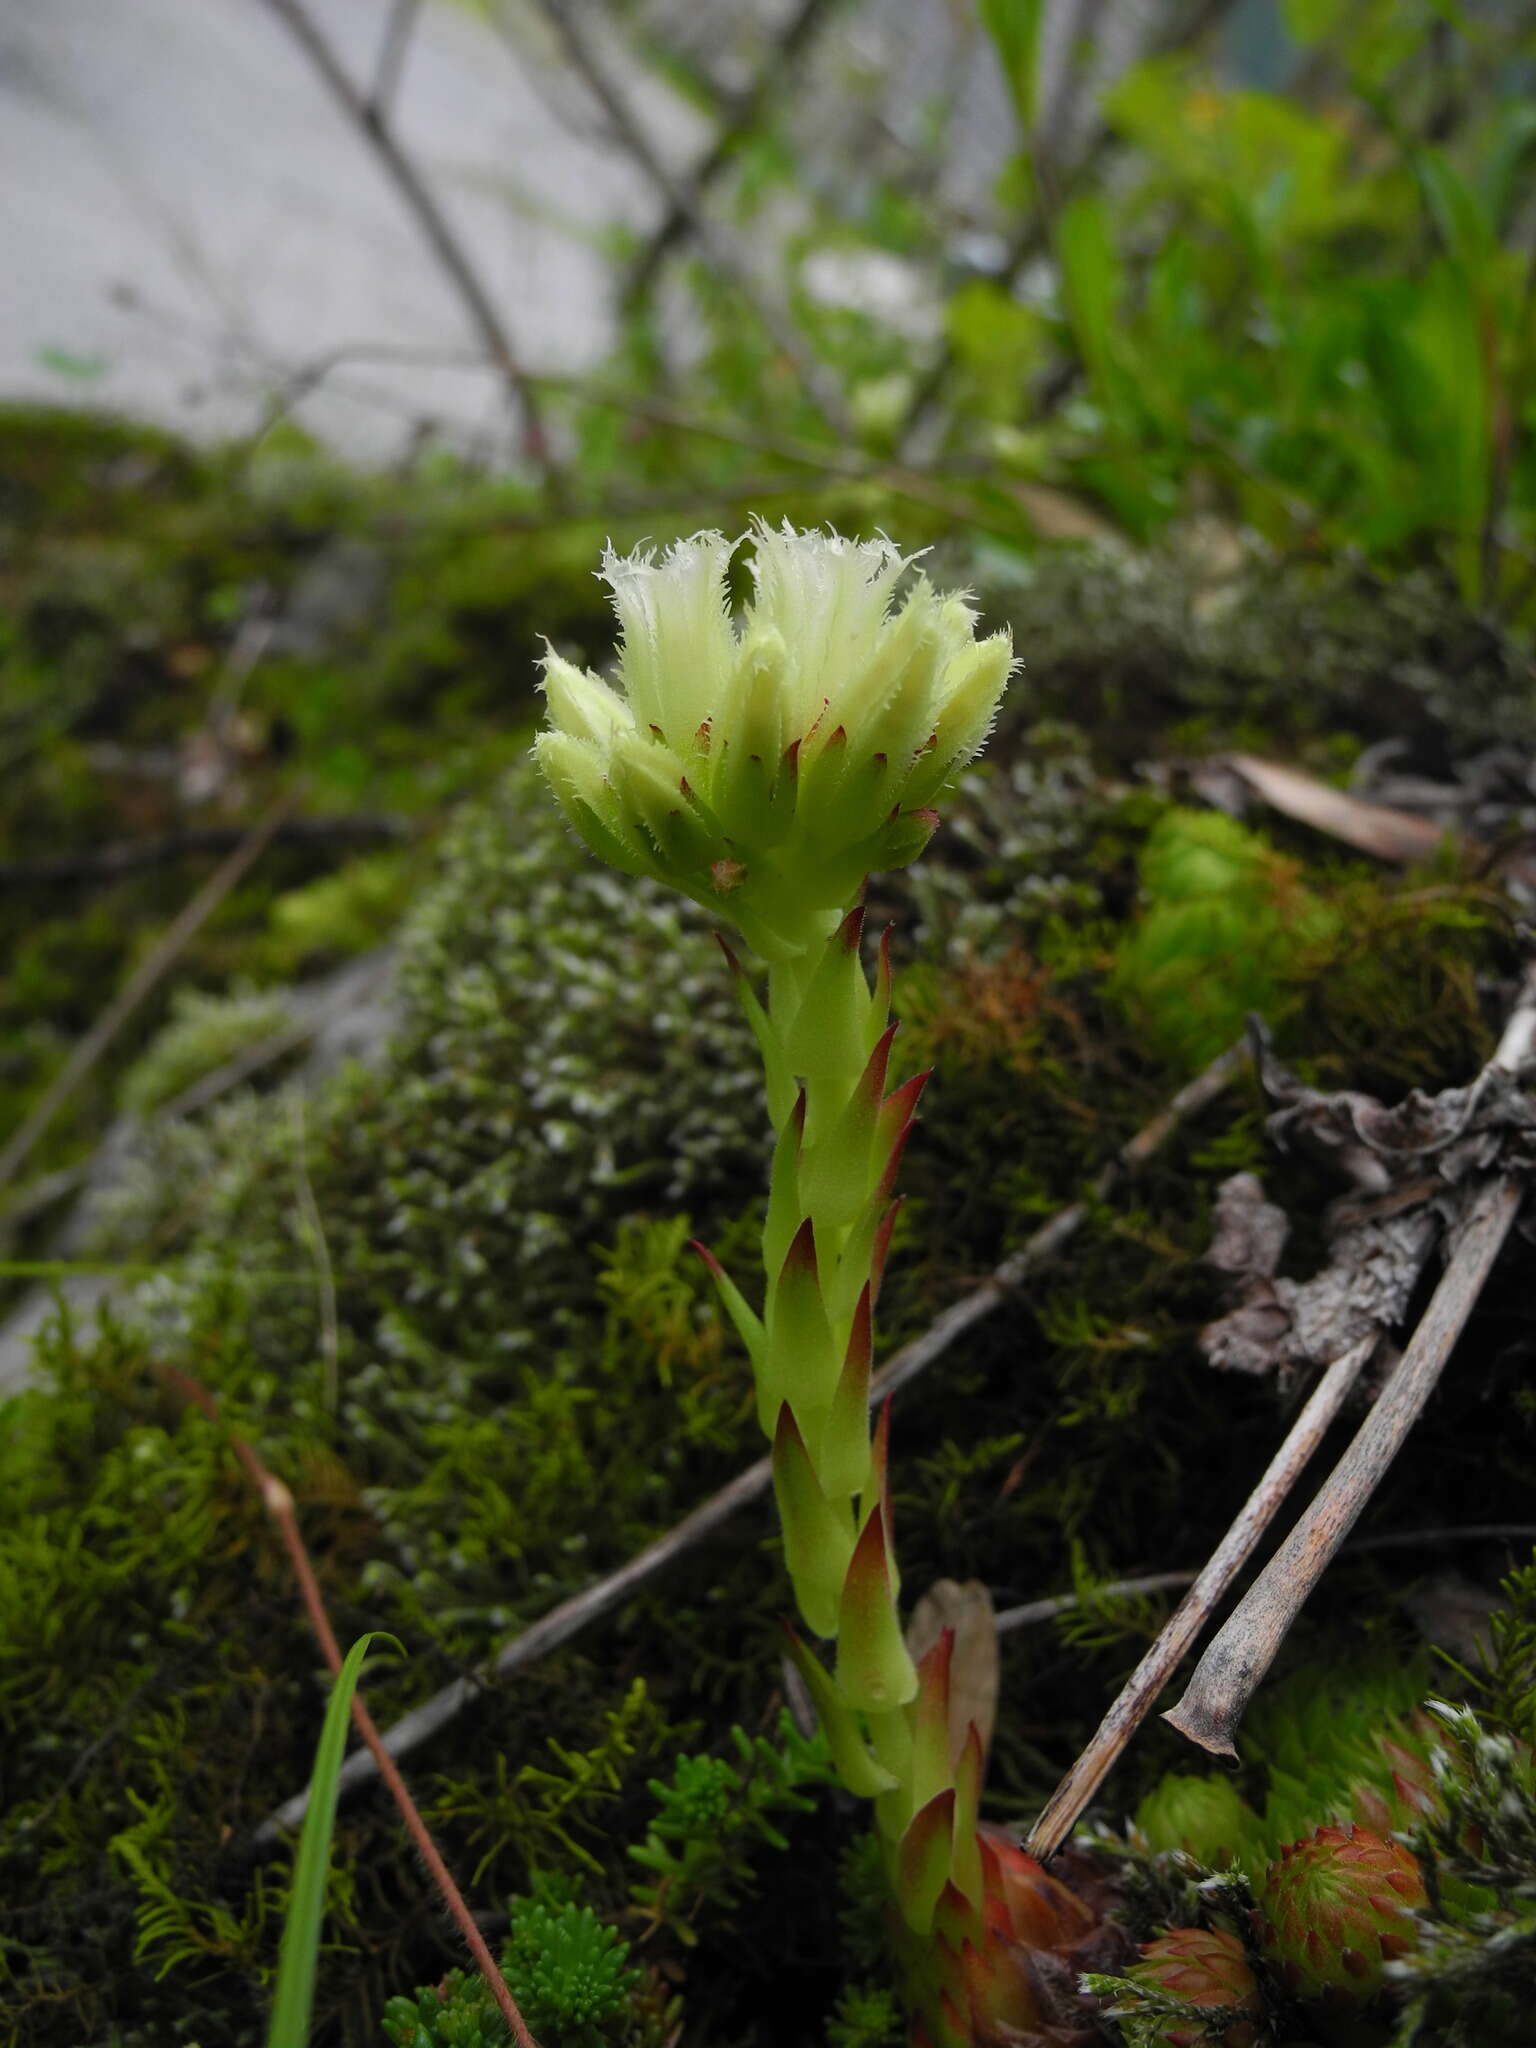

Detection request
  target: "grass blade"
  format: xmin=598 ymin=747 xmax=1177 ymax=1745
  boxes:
xmin=267 ymin=1631 xmax=402 ymax=2047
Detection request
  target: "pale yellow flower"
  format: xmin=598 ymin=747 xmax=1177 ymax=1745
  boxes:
xmin=534 ymin=520 xmax=1013 ymax=956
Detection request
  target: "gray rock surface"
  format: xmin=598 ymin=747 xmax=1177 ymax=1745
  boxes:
xmin=0 ymin=0 xmax=692 ymax=459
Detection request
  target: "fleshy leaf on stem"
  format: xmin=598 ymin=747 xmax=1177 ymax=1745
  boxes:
xmin=781 ymin=905 xmax=872 ymax=1087
xmin=719 ymin=937 xmax=797 ymax=1130
xmin=822 ymin=1284 xmax=874 ymax=1500
xmin=783 ymin=1628 xmax=899 ymax=1798
xmin=689 ymin=1241 xmax=765 ymax=1375
xmin=762 ymin=1089 xmax=807 ymax=1294
xmin=908 ymin=1628 xmax=957 ymax=1821
xmin=874 ymin=1069 xmax=931 ymax=1200
xmin=949 ymin=1725 xmax=985 ymax=1913
xmin=772 ymin=1405 xmax=856 ymax=1639
xmin=895 ymin=1788 xmax=957 ymax=1936
xmin=837 ymin=1491 xmax=917 ymax=1712
xmin=766 ymin=1217 xmax=839 ymax=1415
xmin=800 ymin=1021 xmax=899 ymax=1230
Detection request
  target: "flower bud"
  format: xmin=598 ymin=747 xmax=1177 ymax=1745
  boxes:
xmin=535 ymin=522 xmax=1015 ymax=955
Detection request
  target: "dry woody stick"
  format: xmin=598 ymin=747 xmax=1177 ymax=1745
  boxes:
xmin=0 ymin=787 xmax=300 ymax=1196
xmin=1165 ymin=1180 xmax=1525 ymax=1754
xmin=1024 ymin=1333 xmax=1375 ymax=1864
xmin=1163 ymin=971 xmax=1536 ymax=1756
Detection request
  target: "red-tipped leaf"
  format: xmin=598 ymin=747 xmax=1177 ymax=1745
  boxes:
xmin=870 ymin=1196 xmax=903 ymax=1305
xmin=689 ymin=1240 xmax=766 ymax=1376
xmin=895 ymin=1788 xmax=956 ymax=1935
xmin=836 ymin=1490 xmax=915 ymax=1711
xmin=767 ymin=1217 xmax=839 ymax=1413
xmin=771 ymin=1405 xmax=854 ymax=1639
xmin=782 ymin=1626 xmax=898 ymax=1797
xmin=821 ymin=1284 xmax=873 ymax=1499
xmin=909 ymin=1627 xmax=956 ymax=1816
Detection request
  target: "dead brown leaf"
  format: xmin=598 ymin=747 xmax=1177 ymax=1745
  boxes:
xmin=1229 ymin=753 xmax=1452 ymax=864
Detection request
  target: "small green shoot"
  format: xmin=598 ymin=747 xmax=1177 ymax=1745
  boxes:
xmin=267 ymin=1631 xmax=403 ymax=2048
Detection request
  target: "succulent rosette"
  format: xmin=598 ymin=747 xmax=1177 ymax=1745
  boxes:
xmin=1255 ymin=1824 xmax=1427 ymax=2009
xmin=535 ymin=521 xmax=1013 ymax=959
xmin=1135 ymin=1773 xmax=1267 ymax=1875
xmin=1130 ymin=1927 xmax=1262 ymax=2048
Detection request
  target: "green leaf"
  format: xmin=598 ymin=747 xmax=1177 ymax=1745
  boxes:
xmin=1283 ymin=0 xmax=1346 ymax=39
xmin=977 ymin=0 xmax=1045 ymax=134
xmin=268 ymin=1632 xmax=403 ymax=2048
xmin=1415 ymin=146 xmax=1496 ymax=274
xmin=1053 ymin=194 xmax=1136 ymax=435
xmin=34 ymin=345 xmax=109 ymax=381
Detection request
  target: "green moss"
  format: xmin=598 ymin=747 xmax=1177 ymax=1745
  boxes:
xmin=1111 ymin=808 xmax=1338 ymax=1070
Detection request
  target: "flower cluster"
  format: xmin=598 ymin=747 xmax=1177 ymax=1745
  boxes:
xmin=535 ymin=521 xmax=1014 ymax=958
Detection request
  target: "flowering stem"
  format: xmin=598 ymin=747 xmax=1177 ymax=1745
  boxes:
xmin=701 ymin=912 xmax=1016 ymax=2042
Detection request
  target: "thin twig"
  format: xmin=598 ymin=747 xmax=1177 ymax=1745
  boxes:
xmin=0 ymin=813 xmax=410 ymax=886
xmin=993 ymin=1524 xmax=1536 ymax=1634
xmin=165 ymin=1369 xmax=537 ymax=2048
xmin=291 ymin=1094 xmax=340 ymax=1410
xmin=1162 ymin=974 xmax=1536 ymax=1757
xmin=0 ymin=955 xmax=396 ymax=1239
xmin=520 ymin=0 xmax=855 ymax=441
xmin=1163 ymin=1183 xmax=1525 ymax=1757
xmin=995 ymin=1572 xmax=1198 ymax=1633
xmin=368 ymin=0 xmax=422 ymax=120
xmin=0 ymin=788 xmax=301 ymax=1197
xmin=253 ymin=1037 xmax=1247 ymax=1842
xmin=1024 ymin=1335 xmax=1375 ymax=1862
xmin=619 ymin=0 xmax=843 ymax=306
xmin=254 ymin=0 xmax=561 ymax=492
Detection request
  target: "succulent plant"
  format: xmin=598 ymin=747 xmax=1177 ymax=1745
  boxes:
xmin=1129 ymin=1926 xmax=1262 ymax=2047
xmin=1254 ymin=1823 xmax=1427 ymax=2009
xmin=1134 ymin=1774 xmax=1267 ymax=1876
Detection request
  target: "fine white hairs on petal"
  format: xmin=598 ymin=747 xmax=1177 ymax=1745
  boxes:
xmin=744 ymin=518 xmax=925 ymax=732
xmin=598 ymin=532 xmax=739 ymax=740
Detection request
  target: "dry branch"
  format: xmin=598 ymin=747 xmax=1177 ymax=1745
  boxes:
xmin=1024 ymin=1334 xmax=1375 ymax=1863
xmin=254 ymin=0 xmax=560 ymax=491
xmin=522 ymin=0 xmax=855 ymax=440
xmin=0 ymin=813 xmax=410 ymax=885
xmin=1164 ymin=1181 xmax=1525 ymax=1756
xmin=1163 ymin=970 xmax=1536 ymax=1755
xmin=252 ymin=1037 xmax=1246 ymax=1844
xmin=0 ymin=789 xmax=300 ymax=1197
xmin=620 ymin=0 xmax=842 ymax=305
xmin=993 ymin=1525 xmax=1536 ymax=1636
